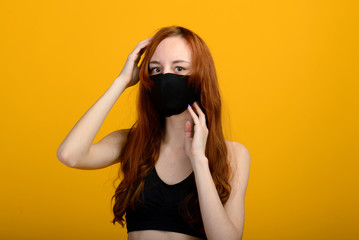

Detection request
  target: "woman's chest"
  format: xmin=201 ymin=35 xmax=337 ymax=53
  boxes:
xmin=139 ymin=167 xmax=193 ymax=213
xmin=155 ymin=150 xmax=193 ymax=186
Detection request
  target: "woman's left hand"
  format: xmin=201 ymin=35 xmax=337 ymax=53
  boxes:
xmin=184 ymin=101 xmax=209 ymax=164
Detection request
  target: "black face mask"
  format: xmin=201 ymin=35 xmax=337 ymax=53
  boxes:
xmin=149 ymin=73 xmax=200 ymax=117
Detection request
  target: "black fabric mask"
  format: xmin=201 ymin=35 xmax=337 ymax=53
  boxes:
xmin=149 ymin=73 xmax=200 ymax=117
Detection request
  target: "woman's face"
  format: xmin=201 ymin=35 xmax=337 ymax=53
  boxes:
xmin=149 ymin=36 xmax=192 ymax=76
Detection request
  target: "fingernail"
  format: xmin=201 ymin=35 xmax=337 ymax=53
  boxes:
xmin=188 ymin=104 xmax=192 ymax=109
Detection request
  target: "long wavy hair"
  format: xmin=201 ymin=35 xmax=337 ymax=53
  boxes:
xmin=111 ymin=26 xmax=231 ymax=233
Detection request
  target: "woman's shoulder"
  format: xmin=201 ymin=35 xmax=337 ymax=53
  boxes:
xmin=225 ymin=140 xmax=249 ymax=156
xmin=225 ymin=140 xmax=251 ymax=173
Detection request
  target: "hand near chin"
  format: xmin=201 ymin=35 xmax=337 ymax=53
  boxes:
xmin=184 ymin=102 xmax=209 ymax=165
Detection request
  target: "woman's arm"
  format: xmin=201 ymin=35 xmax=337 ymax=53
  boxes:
xmin=57 ymin=77 xmax=128 ymax=167
xmin=192 ymin=143 xmax=250 ymax=240
xmin=185 ymin=102 xmax=251 ymax=240
xmin=57 ymin=37 xmax=152 ymax=168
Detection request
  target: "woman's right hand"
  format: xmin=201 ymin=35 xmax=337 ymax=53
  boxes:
xmin=118 ymin=37 xmax=152 ymax=88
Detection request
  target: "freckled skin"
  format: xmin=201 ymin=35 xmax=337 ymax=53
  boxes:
xmin=149 ymin=36 xmax=192 ymax=76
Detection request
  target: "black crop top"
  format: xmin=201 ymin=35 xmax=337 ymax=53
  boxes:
xmin=126 ymin=166 xmax=207 ymax=239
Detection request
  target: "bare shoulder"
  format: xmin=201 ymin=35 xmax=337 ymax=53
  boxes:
xmin=225 ymin=140 xmax=251 ymax=192
xmin=225 ymin=140 xmax=251 ymax=167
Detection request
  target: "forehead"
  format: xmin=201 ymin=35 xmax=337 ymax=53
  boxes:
xmin=150 ymin=36 xmax=192 ymax=63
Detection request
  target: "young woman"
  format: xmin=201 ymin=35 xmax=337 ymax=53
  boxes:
xmin=57 ymin=26 xmax=251 ymax=240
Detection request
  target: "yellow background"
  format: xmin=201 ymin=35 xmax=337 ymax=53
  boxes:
xmin=1 ymin=0 xmax=358 ymax=239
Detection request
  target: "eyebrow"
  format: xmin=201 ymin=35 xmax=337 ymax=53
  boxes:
xmin=149 ymin=60 xmax=190 ymax=64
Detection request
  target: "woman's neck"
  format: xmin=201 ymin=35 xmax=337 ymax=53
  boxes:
xmin=162 ymin=110 xmax=192 ymax=153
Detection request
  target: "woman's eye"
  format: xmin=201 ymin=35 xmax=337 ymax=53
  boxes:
xmin=150 ymin=67 xmax=160 ymax=73
xmin=175 ymin=66 xmax=185 ymax=71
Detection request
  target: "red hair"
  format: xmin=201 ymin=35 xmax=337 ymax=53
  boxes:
xmin=111 ymin=26 xmax=231 ymax=233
